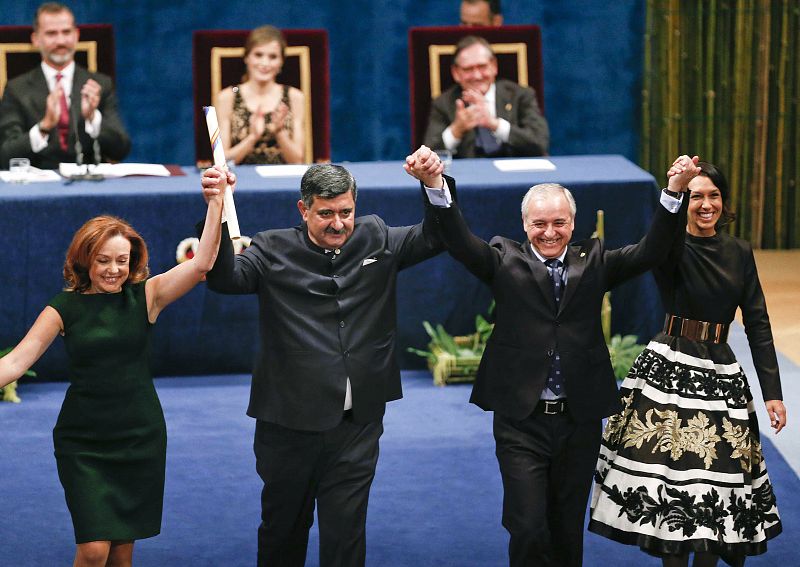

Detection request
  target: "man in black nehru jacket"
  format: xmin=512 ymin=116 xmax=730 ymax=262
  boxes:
xmin=198 ymin=149 xmax=455 ymax=567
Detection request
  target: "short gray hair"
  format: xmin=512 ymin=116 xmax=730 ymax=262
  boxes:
xmin=299 ymin=164 xmax=357 ymax=208
xmin=453 ymin=35 xmax=495 ymax=67
xmin=520 ymin=183 xmax=577 ymax=218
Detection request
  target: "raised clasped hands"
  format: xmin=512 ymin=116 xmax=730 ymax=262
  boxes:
xmin=201 ymin=165 xmax=235 ymax=204
xmin=404 ymin=145 xmax=445 ymax=188
xmin=80 ymin=78 xmax=102 ymax=121
xmin=666 ymin=154 xmax=701 ymax=193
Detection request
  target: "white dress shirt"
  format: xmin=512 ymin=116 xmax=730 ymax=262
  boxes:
xmin=29 ymin=61 xmax=103 ymax=153
xmin=441 ymin=83 xmax=511 ymax=152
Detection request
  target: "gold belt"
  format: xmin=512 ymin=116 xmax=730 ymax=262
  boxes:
xmin=663 ymin=314 xmax=729 ymax=344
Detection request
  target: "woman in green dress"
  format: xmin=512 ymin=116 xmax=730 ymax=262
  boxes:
xmin=0 ymin=171 xmax=229 ymax=566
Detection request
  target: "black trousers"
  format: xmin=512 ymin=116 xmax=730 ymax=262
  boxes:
xmin=494 ymin=411 xmax=601 ymax=567
xmin=253 ymin=416 xmax=383 ymax=567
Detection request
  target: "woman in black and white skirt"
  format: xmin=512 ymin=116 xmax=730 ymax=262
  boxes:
xmin=589 ymin=160 xmax=787 ymax=567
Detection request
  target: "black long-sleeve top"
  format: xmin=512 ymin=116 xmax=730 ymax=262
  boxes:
xmin=653 ymin=231 xmax=782 ymax=401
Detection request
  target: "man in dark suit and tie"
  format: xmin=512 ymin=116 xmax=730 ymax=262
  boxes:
xmin=0 ymin=2 xmax=130 ymax=170
xmin=405 ymin=147 xmax=698 ymax=566
xmin=199 ymin=154 xmax=452 ymax=567
xmin=423 ymin=35 xmax=549 ymax=158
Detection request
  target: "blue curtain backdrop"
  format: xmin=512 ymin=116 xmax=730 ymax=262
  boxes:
xmin=3 ymin=1 xmax=645 ymax=165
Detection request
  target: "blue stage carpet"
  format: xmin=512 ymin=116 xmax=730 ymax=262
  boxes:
xmin=1 ymin=371 xmax=797 ymax=566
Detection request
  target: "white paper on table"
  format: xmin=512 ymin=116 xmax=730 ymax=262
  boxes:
xmin=0 ymin=167 xmax=62 ymax=183
xmin=58 ymin=163 xmax=171 ymax=178
xmin=255 ymin=164 xmax=309 ymax=178
xmin=492 ymin=158 xmax=556 ymax=172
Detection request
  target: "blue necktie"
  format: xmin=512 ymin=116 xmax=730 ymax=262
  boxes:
xmin=545 ymin=259 xmax=564 ymax=303
xmin=475 ymin=126 xmax=502 ymax=156
xmin=545 ymin=259 xmax=565 ymax=397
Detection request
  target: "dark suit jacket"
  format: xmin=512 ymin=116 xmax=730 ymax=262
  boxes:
xmin=204 ymin=183 xmax=452 ymax=432
xmin=432 ymin=197 xmax=686 ymax=423
xmin=423 ymin=79 xmax=549 ymax=158
xmin=0 ymin=65 xmax=130 ymax=169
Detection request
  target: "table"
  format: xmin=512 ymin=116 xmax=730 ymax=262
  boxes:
xmin=0 ymin=156 xmax=662 ymax=379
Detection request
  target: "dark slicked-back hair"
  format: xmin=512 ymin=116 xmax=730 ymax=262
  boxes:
xmin=696 ymin=161 xmax=737 ymax=228
xmin=299 ymin=164 xmax=357 ymax=208
xmin=34 ymin=2 xmax=74 ymax=31
xmin=63 ymin=216 xmax=149 ymax=292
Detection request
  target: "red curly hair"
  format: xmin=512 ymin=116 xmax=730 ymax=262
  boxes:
xmin=63 ymin=216 xmax=150 ymax=292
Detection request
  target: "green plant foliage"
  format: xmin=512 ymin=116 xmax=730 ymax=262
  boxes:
xmin=408 ymin=302 xmax=645 ymax=385
xmin=408 ymin=303 xmax=495 ymax=364
xmin=474 ymin=314 xmax=493 ymax=347
xmin=607 ymin=334 xmax=646 ymax=381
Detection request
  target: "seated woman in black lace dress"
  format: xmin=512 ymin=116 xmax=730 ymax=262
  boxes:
xmin=215 ymin=25 xmax=305 ymax=164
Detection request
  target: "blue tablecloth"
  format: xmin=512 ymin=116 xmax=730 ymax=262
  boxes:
xmin=0 ymin=155 xmax=662 ymax=379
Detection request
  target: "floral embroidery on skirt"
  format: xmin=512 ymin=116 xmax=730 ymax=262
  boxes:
xmin=589 ymin=335 xmax=781 ymax=563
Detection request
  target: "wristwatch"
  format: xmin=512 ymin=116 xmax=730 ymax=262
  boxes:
xmin=663 ymin=188 xmax=681 ymax=198
xmin=38 ymin=122 xmax=51 ymax=135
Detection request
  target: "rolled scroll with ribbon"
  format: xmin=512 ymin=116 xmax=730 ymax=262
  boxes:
xmin=203 ymin=106 xmax=241 ymax=240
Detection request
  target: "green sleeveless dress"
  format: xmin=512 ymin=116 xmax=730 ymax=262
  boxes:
xmin=48 ymin=281 xmax=166 ymax=543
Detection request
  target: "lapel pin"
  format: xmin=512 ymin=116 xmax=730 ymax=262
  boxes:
xmin=505 ymin=103 xmax=512 ymax=111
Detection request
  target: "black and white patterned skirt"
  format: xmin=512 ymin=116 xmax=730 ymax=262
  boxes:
xmin=588 ymin=333 xmax=782 ymax=564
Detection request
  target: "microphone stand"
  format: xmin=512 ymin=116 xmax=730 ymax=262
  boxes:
xmin=67 ymin=95 xmax=104 ymax=182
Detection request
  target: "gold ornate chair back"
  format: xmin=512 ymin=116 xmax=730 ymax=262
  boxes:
xmin=408 ymin=25 xmax=544 ymax=150
xmin=0 ymin=24 xmax=116 ymax=97
xmin=193 ymin=29 xmax=330 ymax=166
